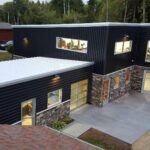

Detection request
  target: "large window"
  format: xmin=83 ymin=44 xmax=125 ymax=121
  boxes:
xmin=114 ymin=41 xmax=132 ymax=55
xmin=56 ymin=37 xmax=88 ymax=53
xmin=145 ymin=41 xmax=150 ymax=62
xmin=47 ymin=89 xmax=62 ymax=107
xmin=70 ymin=79 xmax=88 ymax=110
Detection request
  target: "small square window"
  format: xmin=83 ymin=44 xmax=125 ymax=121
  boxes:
xmin=114 ymin=40 xmax=132 ymax=55
xmin=47 ymin=89 xmax=62 ymax=107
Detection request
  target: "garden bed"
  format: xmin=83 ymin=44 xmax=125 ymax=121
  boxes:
xmin=0 ymin=51 xmax=12 ymax=61
xmin=49 ymin=116 xmax=74 ymax=131
xmin=79 ymin=128 xmax=131 ymax=150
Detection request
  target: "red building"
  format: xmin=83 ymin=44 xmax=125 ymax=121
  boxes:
xmin=0 ymin=22 xmax=13 ymax=42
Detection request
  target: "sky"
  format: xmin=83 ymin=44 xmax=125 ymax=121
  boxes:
xmin=0 ymin=0 xmax=88 ymax=5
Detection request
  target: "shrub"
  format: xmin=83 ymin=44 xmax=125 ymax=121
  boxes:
xmin=63 ymin=116 xmax=73 ymax=124
xmin=6 ymin=45 xmax=14 ymax=54
xmin=51 ymin=120 xmax=66 ymax=130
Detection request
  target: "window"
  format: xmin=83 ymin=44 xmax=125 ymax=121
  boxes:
xmin=56 ymin=37 xmax=88 ymax=53
xmin=145 ymin=41 xmax=150 ymax=62
xmin=143 ymin=71 xmax=150 ymax=92
xmin=47 ymin=89 xmax=62 ymax=107
xmin=114 ymin=40 xmax=132 ymax=55
xmin=21 ymin=99 xmax=36 ymax=126
xmin=112 ymin=76 xmax=120 ymax=89
xmin=70 ymin=79 xmax=88 ymax=110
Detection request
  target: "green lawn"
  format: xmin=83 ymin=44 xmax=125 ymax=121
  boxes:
xmin=86 ymin=139 xmax=117 ymax=150
xmin=0 ymin=52 xmax=12 ymax=61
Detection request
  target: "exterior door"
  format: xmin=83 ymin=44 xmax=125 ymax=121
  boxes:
xmin=142 ymin=71 xmax=150 ymax=93
xmin=21 ymin=98 xmax=36 ymax=125
xmin=70 ymin=79 xmax=88 ymax=110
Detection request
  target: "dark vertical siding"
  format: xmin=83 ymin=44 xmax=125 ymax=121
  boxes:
xmin=0 ymin=66 xmax=93 ymax=124
xmin=105 ymin=26 xmax=140 ymax=74
xmin=134 ymin=26 xmax=150 ymax=67
xmin=14 ymin=27 xmax=108 ymax=74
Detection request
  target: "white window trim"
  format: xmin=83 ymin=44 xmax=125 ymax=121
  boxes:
xmin=114 ymin=40 xmax=132 ymax=55
xmin=56 ymin=37 xmax=88 ymax=54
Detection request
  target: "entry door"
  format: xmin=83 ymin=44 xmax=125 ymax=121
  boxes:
xmin=142 ymin=71 xmax=150 ymax=93
xmin=21 ymin=99 xmax=36 ymax=125
xmin=70 ymin=79 xmax=88 ymax=110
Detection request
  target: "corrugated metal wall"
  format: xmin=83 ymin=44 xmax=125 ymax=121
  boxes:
xmin=14 ymin=25 xmax=150 ymax=75
xmin=14 ymin=27 xmax=108 ymax=74
xmin=105 ymin=26 xmax=140 ymax=73
xmin=0 ymin=66 xmax=93 ymax=124
xmin=134 ymin=26 xmax=150 ymax=67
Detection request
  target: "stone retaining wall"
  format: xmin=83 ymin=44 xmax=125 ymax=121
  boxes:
xmin=36 ymin=101 xmax=70 ymax=125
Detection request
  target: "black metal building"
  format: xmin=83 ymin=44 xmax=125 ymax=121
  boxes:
xmin=13 ymin=23 xmax=150 ymax=74
xmin=0 ymin=57 xmax=93 ymax=124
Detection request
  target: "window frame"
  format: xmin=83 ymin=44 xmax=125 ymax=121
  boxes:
xmin=47 ymin=89 xmax=62 ymax=108
xmin=145 ymin=41 xmax=150 ymax=63
xmin=114 ymin=40 xmax=132 ymax=55
xmin=56 ymin=37 xmax=88 ymax=54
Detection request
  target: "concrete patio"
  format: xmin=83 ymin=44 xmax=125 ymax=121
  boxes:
xmin=63 ymin=92 xmax=150 ymax=144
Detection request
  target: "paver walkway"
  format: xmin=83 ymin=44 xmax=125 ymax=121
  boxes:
xmin=64 ymin=92 xmax=150 ymax=144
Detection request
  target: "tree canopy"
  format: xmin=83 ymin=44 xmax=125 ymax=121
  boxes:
xmin=0 ymin=0 xmax=150 ymax=24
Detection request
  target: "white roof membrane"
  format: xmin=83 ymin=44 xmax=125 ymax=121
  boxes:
xmin=13 ymin=22 xmax=144 ymax=28
xmin=0 ymin=57 xmax=94 ymax=88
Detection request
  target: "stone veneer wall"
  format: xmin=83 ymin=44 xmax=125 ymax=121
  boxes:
xmin=36 ymin=100 xmax=70 ymax=125
xmin=131 ymin=65 xmax=150 ymax=92
xmin=91 ymin=67 xmax=133 ymax=106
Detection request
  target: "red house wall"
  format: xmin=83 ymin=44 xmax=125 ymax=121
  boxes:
xmin=0 ymin=30 xmax=13 ymax=42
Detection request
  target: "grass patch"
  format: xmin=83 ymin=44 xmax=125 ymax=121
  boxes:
xmin=86 ymin=139 xmax=117 ymax=150
xmin=0 ymin=52 xmax=12 ymax=61
xmin=79 ymin=128 xmax=131 ymax=150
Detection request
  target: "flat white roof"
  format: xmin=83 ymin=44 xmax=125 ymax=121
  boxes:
xmin=13 ymin=22 xmax=145 ymax=28
xmin=0 ymin=57 xmax=94 ymax=88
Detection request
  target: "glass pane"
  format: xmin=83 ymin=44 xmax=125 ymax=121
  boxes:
xmin=144 ymin=72 xmax=150 ymax=91
xmin=71 ymin=82 xmax=78 ymax=90
xmin=70 ymin=102 xmax=77 ymax=110
xmin=81 ymin=84 xmax=88 ymax=91
xmin=79 ymin=80 xmax=88 ymax=86
xmin=70 ymin=95 xmax=77 ymax=102
xmin=78 ymin=97 xmax=87 ymax=107
xmin=56 ymin=37 xmax=88 ymax=53
xmin=78 ymin=92 xmax=87 ymax=99
xmin=145 ymin=41 xmax=150 ymax=62
xmin=114 ymin=42 xmax=123 ymax=54
xmin=48 ymin=89 xmax=62 ymax=106
xmin=22 ymin=101 xmax=33 ymax=125
xmin=123 ymin=41 xmax=132 ymax=52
